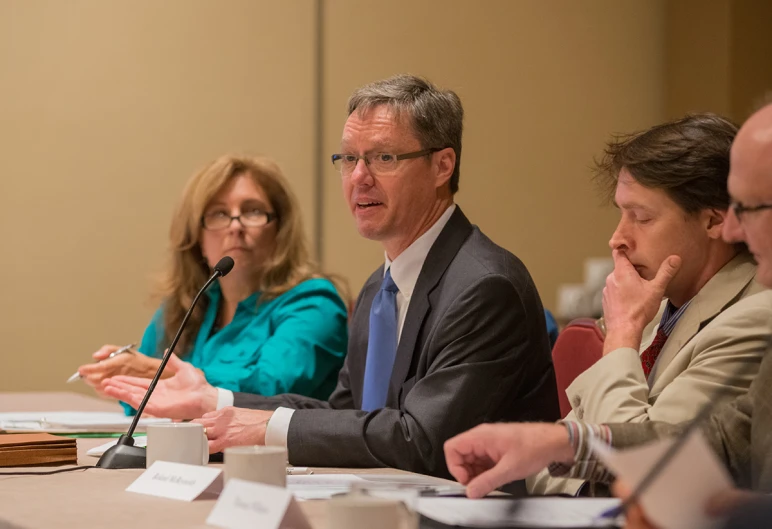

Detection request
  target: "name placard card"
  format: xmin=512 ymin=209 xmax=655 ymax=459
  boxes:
xmin=126 ymin=461 xmax=223 ymax=501
xmin=206 ymin=479 xmax=312 ymax=529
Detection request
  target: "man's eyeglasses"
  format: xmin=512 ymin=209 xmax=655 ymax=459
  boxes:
xmin=730 ymin=201 xmax=772 ymax=222
xmin=201 ymin=209 xmax=276 ymax=230
xmin=330 ymin=148 xmax=443 ymax=176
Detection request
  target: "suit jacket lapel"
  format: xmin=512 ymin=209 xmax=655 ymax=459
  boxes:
xmin=386 ymin=207 xmax=474 ymax=404
xmin=649 ymin=253 xmax=757 ymax=387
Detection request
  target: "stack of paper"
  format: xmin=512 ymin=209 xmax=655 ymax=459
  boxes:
xmin=287 ymin=473 xmax=465 ymax=501
xmin=0 ymin=411 xmax=170 ymax=433
xmin=0 ymin=433 xmax=77 ymax=467
xmin=415 ymin=497 xmax=622 ymax=528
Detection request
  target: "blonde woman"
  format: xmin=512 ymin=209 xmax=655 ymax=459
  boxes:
xmin=78 ymin=155 xmax=348 ymax=412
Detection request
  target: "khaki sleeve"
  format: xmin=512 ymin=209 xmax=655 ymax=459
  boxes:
xmin=568 ymin=294 xmax=770 ymax=425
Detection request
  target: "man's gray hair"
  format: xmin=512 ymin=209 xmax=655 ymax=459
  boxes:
xmin=347 ymin=74 xmax=463 ymax=194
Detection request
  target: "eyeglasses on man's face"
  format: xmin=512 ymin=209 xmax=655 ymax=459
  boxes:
xmin=330 ymin=148 xmax=443 ymax=176
xmin=201 ymin=208 xmax=276 ymax=230
xmin=730 ymin=201 xmax=772 ymax=223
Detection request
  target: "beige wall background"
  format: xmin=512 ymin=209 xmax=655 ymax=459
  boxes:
xmin=665 ymin=0 xmax=772 ymax=121
xmin=1 ymin=0 xmax=769 ymax=393
xmin=0 ymin=1 xmax=317 ymax=392
xmin=321 ymin=0 xmax=664 ymax=308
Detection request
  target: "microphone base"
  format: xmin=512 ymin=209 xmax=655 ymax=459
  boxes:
xmin=94 ymin=434 xmax=146 ymax=469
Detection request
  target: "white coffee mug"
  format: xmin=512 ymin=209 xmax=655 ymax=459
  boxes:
xmin=583 ymin=256 xmax=615 ymax=291
xmin=224 ymin=445 xmax=287 ymax=487
xmin=146 ymin=423 xmax=209 ymax=468
xmin=556 ymin=283 xmax=590 ymax=320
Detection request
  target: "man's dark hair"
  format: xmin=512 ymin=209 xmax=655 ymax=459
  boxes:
xmin=594 ymin=113 xmax=738 ymax=214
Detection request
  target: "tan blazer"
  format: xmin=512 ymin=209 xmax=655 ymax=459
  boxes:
xmin=530 ymin=253 xmax=771 ymax=495
xmin=610 ymin=335 xmax=772 ymax=491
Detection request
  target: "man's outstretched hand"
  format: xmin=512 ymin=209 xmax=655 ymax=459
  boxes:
xmin=101 ymin=353 xmax=218 ymax=419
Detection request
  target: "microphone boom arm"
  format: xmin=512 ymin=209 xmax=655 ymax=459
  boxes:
xmin=96 ymin=257 xmax=233 ymax=469
xmin=125 ymin=272 xmax=220 ymax=438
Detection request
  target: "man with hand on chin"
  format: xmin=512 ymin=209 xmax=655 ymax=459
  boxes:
xmin=444 ymin=105 xmax=772 ymax=523
xmin=103 ymin=74 xmax=559 ymax=478
xmin=531 ymin=113 xmax=769 ymax=495
xmin=614 ymin=103 xmax=772 ymax=529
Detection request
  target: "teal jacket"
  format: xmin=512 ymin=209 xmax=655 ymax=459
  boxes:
xmin=122 ymin=278 xmax=348 ymax=414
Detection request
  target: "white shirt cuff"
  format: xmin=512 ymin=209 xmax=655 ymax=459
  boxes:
xmin=265 ymin=407 xmax=294 ymax=449
xmin=216 ymin=388 xmax=234 ymax=410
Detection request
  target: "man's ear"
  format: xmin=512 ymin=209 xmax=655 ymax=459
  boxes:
xmin=434 ymin=147 xmax=456 ymax=189
xmin=706 ymin=208 xmax=728 ymax=239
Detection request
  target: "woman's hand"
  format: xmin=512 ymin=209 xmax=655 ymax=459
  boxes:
xmin=78 ymin=345 xmax=171 ymax=397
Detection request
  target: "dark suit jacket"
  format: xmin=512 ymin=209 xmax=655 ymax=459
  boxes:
xmin=234 ymin=207 xmax=560 ymax=477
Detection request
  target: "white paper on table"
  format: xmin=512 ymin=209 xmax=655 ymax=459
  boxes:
xmin=590 ymin=429 xmax=732 ymax=529
xmin=415 ymin=497 xmax=621 ymax=528
xmin=0 ymin=411 xmax=170 ymax=432
xmin=286 ymin=473 xmax=464 ymax=501
xmin=287 ymin=474 xmax=369 ymax=487
xmin=287 ymin=474 xmax=367 ymax=500
xmin=357 ymin=473 xmax=454 ymax=486
xmin=86 ymin=436 xmax=148 ymax=456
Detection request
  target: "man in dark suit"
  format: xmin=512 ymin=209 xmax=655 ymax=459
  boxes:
xmin=103 ymin=74 xmax=559 ymax=478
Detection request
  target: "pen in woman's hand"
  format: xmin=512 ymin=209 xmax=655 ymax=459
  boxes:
xmin=66 ymin=343 xmax=136 ymax=383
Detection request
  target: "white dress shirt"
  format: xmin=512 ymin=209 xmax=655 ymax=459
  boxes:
xmin=219 ymin=204 xmax=457 ymax=450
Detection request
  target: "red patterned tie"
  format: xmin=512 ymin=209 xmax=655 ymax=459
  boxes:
xmin=640 ymin=328 xmax=668 ymax=378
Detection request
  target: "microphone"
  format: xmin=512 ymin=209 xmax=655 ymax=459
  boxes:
xmin=96 ymin=256 xmax=235 ymax=469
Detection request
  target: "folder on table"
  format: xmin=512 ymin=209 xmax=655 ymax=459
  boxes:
xmin=0 ymin=433 xmax=77 ymax=467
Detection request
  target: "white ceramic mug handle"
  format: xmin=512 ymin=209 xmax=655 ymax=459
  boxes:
xmin=202 ymin=430 xmax=209 ymax=465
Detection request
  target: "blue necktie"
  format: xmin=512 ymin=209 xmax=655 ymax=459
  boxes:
xmin=362 ymin=269 xmax=399 ymax=412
